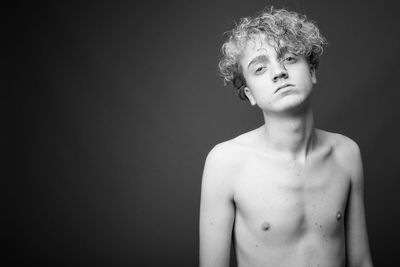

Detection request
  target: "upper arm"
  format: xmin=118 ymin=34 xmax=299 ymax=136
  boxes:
xmin=199 ymin=144 xmax=236 ymax=267
xmin=343 ymin=139 xmax=373 ymax=267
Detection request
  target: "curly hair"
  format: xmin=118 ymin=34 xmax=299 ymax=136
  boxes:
xmin=219 ymin=7 xmax=327 ymax=100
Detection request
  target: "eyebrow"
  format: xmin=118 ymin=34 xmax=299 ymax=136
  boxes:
xmin=247 ymin=47 xmax=296 ymax=70
xmin=277 ymin=47 xmax=289 ymax=58
xmin=247 ymin=54 xmax=269 ymax=70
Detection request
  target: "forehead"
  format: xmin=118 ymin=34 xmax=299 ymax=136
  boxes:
xmin=238 ymin=36 xmax=280 ymax=68
xmin=243 ymin=36 xmax=278 ymax=54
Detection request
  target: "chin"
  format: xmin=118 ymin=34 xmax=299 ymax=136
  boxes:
xmin=280 ymin=94 xmax=308 ymax=107
xmin=262 ymin=95 xmax=310 ymax=114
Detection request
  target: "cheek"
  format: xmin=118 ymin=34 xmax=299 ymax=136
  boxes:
xmin=293 ymin=69 xmax=314 ymax=87
xmin=248 ymin=77 xmax=274 ymax=94
xmin=252 ymin=88 xmax=274 ymax=104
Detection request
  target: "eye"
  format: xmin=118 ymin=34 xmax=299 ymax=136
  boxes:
xmin=284 ymin=56 xmax=297 ymax=63
xmin=255 ymin=66 xmax=266 ymax=74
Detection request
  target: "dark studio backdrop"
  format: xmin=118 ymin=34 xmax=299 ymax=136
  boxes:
xmin=6 ymin=0 xmax=400 ymax=265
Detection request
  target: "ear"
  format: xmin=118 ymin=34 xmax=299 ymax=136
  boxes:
xmin=311 ymin=68 xmax=317 ymax=84
xmin=244 ymin=87 xmax=257 ymax=106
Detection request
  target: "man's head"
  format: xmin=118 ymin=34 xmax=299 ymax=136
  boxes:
xmin=219 ymin=7 xmax=327 ymax=102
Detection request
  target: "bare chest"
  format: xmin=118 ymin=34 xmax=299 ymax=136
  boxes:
xmin=233 ymin=154 xmax=350 ymax=244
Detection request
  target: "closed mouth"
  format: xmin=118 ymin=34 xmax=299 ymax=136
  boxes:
xmin=275 ymin=84 xmax=293 ymax=93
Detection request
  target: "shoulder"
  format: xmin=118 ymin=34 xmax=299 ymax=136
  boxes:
xmin=206 ymin=127 xmax=261 ymax=163
xmin=204 ymin=140 xmax=245 ymax=172
xmin=321 ymin=130 xmax=361 ymax=160
xmin=201 ymin=140 xmax=244 ymax=199
xmin=318 ymin=129 xmax=362 ymax=178
xmin=203 ymin=128 xmax=259 ymax=176
xmin=318 ymin=130 xmax=360 ymax=154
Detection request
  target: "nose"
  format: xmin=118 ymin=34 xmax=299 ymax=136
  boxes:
xmin=272 ymin=64 xmax=288 ymax=82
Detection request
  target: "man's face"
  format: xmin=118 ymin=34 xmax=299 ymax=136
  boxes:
xmin=239 ymin=36 xmax=316 ymax=114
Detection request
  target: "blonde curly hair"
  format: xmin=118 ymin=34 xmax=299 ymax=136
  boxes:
xmin=219 ymin=7 xmax=327 ymax=100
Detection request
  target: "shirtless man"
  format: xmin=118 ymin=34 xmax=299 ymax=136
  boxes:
xmin=199 ymin=7 xmax=373 ymax=267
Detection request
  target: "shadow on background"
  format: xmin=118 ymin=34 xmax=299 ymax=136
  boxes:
xmin=6 ymin=0 xmax=400 ymax=265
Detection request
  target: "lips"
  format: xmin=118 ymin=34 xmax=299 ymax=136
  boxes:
xmin=274 ymin=84 xmax=293 ymax=93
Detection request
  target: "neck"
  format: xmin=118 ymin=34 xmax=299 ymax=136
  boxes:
xmin=261 ymin=106 xmax=315 ymax=163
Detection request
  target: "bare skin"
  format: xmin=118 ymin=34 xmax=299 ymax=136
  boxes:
xmin=200 ymin=128 xmax=371 ymax=267
xmin=199 ymin=36 xmax=373 ymax=267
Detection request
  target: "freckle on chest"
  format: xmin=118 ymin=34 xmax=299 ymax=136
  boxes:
xmin=261 ymin=222 xmax=271 ymax=231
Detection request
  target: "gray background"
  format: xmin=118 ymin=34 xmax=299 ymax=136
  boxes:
xmin=6 ymin=0 xmax=400 ymax=265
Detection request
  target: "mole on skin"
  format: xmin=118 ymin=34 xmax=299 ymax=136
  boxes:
xmin=261 ymin=222 xmax=270 ymax=231
xmin=336 ymin=211 xmax=342 ymax=221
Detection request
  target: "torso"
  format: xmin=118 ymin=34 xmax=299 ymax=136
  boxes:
xmin=227 ymin=128 xmax=351 ymax=267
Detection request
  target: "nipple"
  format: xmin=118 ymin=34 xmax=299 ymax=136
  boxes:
xmin=336 ymin=211 xmax=342 ymax=221
xmin=261 ymin=222 xmax=271 ymax=231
